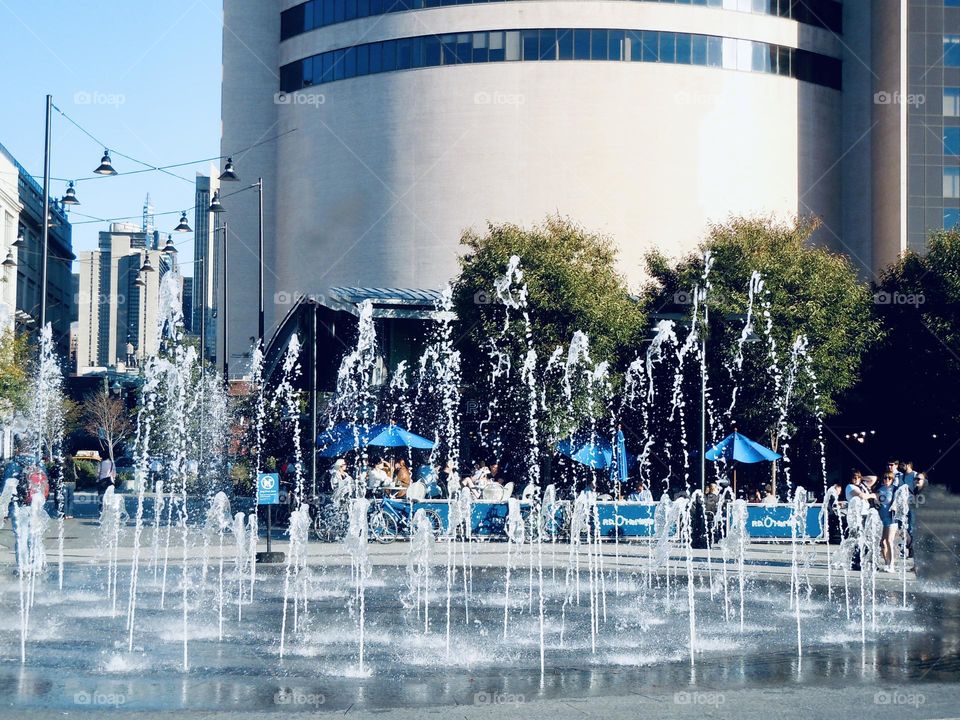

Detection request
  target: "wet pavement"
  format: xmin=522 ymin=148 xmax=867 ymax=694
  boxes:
xmin=0 ymin=487 xmax=957 ymax=719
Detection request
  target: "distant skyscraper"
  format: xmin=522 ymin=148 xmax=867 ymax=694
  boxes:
xmin=192 ymin=171 xmax=219 ymax=363
xmin=181 ymin=276 xmax=193 ymax=334
xmin=75 ymin=223 xmax=168 ymax=374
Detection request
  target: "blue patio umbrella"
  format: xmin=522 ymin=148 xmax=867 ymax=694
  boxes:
xmin=705 ymin=431 xmax=780 ymax=493
xmin=705 ymin=432 xmax=781 ymax=464
xmin=366 ymin=424 xmax=435 ymax=450
xmin=316 ymin=422 xmax=357 ymax=453
xmin=556 ymin=432 xmax=613 ymax=469
xmin=318 ymin=423 xmax=434 ymax=457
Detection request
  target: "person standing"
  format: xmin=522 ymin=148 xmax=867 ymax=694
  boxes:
xmin=3 ymin=450 xmax=28 ymax=568
xmin=876 ymin=471 xmax=898 ymax=572
xmin=97 ymin=454 xmax=116 ymax=506
xmin=898 ymin=460 xmax=924 ymax=556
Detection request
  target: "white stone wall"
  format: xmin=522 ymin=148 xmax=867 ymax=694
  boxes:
xmin=224 ymin=0 xmax=846 ymax=365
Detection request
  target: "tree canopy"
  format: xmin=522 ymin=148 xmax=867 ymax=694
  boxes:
xmin=838 ymin=229 xmax=960 ymax=474
xmin=453 ymin=215 xmax=646 ymax=379
xmin=642 ymin=217 xmax=881 ymax=446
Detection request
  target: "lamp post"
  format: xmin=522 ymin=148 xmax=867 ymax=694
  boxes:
xmin=216 ymin=162 xmax=265 ymax=350
xmin=701 ymin=294 xmax=708 ymax=495
xmin=39 ymin=96 xmax=51 ymax=328
xmin=209 ymin=187 xmax=228 ymax=382
xmin=220 ymin=222 xmax=229 ymax=383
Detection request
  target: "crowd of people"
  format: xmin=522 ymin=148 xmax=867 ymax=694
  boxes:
xmin=328 ymin=457 xmax=510 ymax=501
xmin=825 ymin=460 xmax=926 ymax=572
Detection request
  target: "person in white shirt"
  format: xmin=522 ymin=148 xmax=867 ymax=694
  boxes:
xmin=761 ymin=484 xmax=777 ymax=505
xmin=329 ymin=459 xmax=354 ymax=502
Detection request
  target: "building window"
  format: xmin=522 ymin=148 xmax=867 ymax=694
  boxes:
xmin=945 ymin=167 xmax=960 ymax=198
xmin=945 ymin=35 xmax=960 ymax=67
xmin=279 ymin=0 xmax=843 ymax=40
xmin=946 ymin=208 xmax=960 ymax=230
xmin=278 ymin=29 xmax=842 ymax=92
xmin=945 ymin=88 xmax=960 ymax=117
xmin=946 ymin=128 xmax=960 ymax=157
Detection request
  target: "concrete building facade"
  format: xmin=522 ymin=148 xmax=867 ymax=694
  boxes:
xmin=0 ymin=141 xmax=74 ymax=359
xmin=221 ymin=0 xmax=958 ymax=376
xmin=192 ymin=171 xmax=220 ymax=363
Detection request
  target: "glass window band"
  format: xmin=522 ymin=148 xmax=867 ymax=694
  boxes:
xmin=278 ymin=28 xmax=842 ymax=91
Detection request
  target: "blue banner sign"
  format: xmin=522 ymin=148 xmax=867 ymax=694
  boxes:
xmin=744 ymin=504 xmax=823 ymax=539
xmin=595 ymin=502 xmax=657 ymax=537
xmin=257 ymin=473 xmax=280 ymax=505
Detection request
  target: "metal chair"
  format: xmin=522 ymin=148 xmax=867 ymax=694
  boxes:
xmin=406 ymin=481 xmax=427 ymax=502
xmin=482 ymin=484 xmax=504 ymax=501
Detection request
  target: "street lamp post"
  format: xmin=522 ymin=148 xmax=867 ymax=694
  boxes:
xmin=221 ymin=222 xmax=229 ymax=383
xmin=256 ymin=178 xmax=264 ymax=346
xmin=39 ymin=95 xmax=52 ymax=328
xmin=701 ymin=297 xmax=708 ymax=495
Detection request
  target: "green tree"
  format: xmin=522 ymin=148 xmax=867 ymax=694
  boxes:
xmin=0 ymin=330 xmax=30 ymax=423
xmin=642 ymin=217 xmax=881 ymax=489
xmin=841 ymin=229 xmax=960 ymax=477
xmin=452 ymin=216 xmax=646 ymax=473
xmin=453 ymin=215 xmax=646 ymax=379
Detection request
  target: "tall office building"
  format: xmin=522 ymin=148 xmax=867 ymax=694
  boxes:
xmin=192 ymin=171 xmax=220 ymax=363
xmin=182 ymin=276 xmax=194 ymax=334
xmin=75 ymin=223 xmax=168 ymax=374
xmin=221 ymin=0 xmax=959 ymax=373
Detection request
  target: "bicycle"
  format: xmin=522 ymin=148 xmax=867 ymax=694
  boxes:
xmin=368 ymin=498 xmax=443 ymax=544
xmin=311 ymin=493 xmax=350 ymax=541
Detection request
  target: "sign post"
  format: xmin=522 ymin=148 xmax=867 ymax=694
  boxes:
xmin=256 ymin=473 xmax=285 ymax=563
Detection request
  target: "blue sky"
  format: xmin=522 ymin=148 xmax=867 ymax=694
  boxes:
xmin=0 ymin=0 xmax=223 ymax=273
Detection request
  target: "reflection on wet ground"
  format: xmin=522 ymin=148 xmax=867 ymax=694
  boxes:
xmin=1 ymin=488 xmax=957 ymax=714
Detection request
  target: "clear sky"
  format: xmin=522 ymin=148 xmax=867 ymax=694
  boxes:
xmin=0 ymin=0 xmax=223 ymax=274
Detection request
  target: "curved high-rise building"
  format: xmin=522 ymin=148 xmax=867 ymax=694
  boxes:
xmin=221 ymin=0 xmax=951 ymax=375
